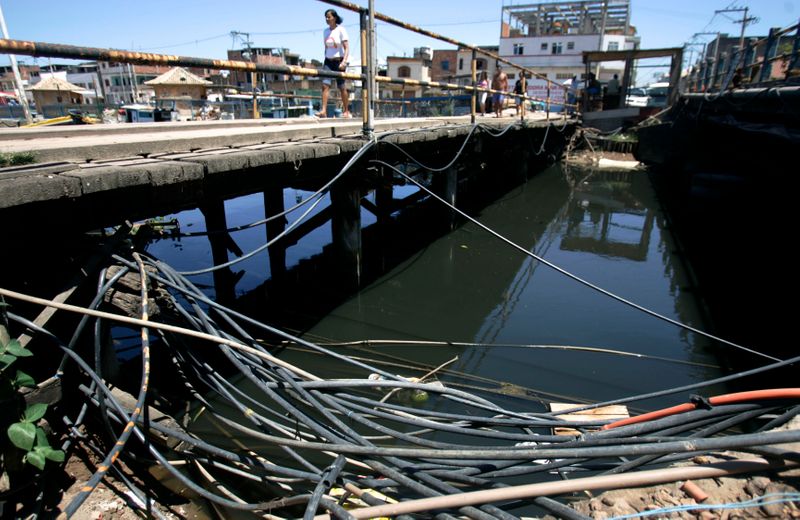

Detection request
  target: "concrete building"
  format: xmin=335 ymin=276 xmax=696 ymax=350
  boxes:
xmin=0 ymin=63 xmax=40 ymax=102
xmin=430 ymin=47 xmax=500 ymax=87
xmin=499 ymin=0 xmax=639 ymax=88
xmin=227 ymin=48 xmax=300 ymax=91
xmin=430 ymin=49 xmax=458 ymax=83
xmin=384 ymin=47 xmax=432 ymax=98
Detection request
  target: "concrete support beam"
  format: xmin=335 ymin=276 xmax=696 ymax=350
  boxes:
xmin=330 ymin=183 xmax=362 ymax=290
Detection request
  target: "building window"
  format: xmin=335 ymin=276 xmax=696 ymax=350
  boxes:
xmin=513 ymin=43 xmax=524 ymax=55
xmin=441 ymin=60 xmax=449 ymax=71
xmin=540 ymin=43 xmax=548 ymax=51
xmin=398 ymin=66 xmax=411 ymax=78
xmin=567 ymin=41 xmax=575 ymax=50
xmin=551 ymin=42 xmax=563 ymax=55
xmin=476 ymin=59 xmax=487 ymax=70
xmin=608 ymin=41 xmax=619 ymax=51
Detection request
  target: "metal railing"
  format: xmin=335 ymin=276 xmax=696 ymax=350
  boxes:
xmin=686 ymin=18 xmax=800 ymax=93
xmin=0 ymin=0 xmax=575 ymax=136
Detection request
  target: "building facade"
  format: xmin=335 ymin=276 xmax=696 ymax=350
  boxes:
xmin=384 ymin=48 xmax=433 ymax=98
xmin=499 ymin=0 xmax=639 ymax=85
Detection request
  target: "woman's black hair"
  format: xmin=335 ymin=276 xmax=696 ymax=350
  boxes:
xmin=325 ymin=9 xmax=343 ymax=25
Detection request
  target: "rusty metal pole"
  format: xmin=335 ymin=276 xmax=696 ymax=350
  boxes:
xmin=470 ymin=49 xmax=477 ymax=124
xmin=546 ymin=84 xmax=550 ymax=120
xmin=366 ymin=0 xmax=376 ymax=137
xmin=252 ymin=72 xmax=259 ymax=119
xmin=360 ymin=10 xmax=369 ymax=135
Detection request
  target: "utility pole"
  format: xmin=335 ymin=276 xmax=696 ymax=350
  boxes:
xmin=231 ymin=31 xmax=258 ymax=118
xmin=0 ymin=3 xmax=33 ymax=124
xmin=714 ymin=7 xmax=759 ymax=63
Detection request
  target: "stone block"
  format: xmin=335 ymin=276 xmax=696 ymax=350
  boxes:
xmin=243 ymin=148 xmax=287 ymax=168
xmin=0 ymin=174 xmax=82 ymax=208
xmin=146 ymin=161 xmax=204 ymax=186
xmin=178 ymin=152 xmax=252 ymax=175
xmin=63 ymin=166 xmax=150 ymax=195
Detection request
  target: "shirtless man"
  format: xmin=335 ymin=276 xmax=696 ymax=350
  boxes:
xmin=491 ymin=65 xmax=509 ymax=117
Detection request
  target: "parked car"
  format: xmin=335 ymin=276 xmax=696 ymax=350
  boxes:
xmin=646 ymin=82 xmax=669 ymax=107
xmin=626 ymin=87 xmax=649 ymax=107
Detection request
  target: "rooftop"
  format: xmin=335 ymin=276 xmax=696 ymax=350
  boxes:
xmin=503 ymin=0 xmax=632 ymax=37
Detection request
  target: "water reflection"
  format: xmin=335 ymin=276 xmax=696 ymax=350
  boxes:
xmin=144 ymin=161 xmax=723 ymax=408
xmin=562 ymin=172 xmax=654 ymax=262
xmin=303 ymin=163 xmax=722 ymax=407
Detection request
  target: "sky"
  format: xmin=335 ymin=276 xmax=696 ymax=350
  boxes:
xmin=2 ymin=0 xmax=799 ymax=84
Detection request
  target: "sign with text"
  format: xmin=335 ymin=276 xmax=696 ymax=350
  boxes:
xmin=526 ymin=79 xmax=566 ymax=105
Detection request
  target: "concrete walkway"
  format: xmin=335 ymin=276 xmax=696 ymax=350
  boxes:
xmin=0 ymin=112 xmax=559 ymax=164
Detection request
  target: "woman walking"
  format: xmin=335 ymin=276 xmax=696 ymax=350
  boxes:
xmin=318 ymin=9 xmax=351 ymax=118
xmin=478 ymin=71 xmax=489 ymax=115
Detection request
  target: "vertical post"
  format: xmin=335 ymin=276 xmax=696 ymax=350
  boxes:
xmin=330 ymin=183 xmax=362 ymax=290
xmin=714 ymin=52 xmax=727 ymax=90
xmin=252 ymin=72 xmax=259 ymax=119
xmin=470 ymin=49 xmax=477 ymax=124
xmin=787 ymin=19 xmax=800 ymax=78
xmin=668 ymin=48 xmax=683 ymax=105
xmin=95 ymin=65 xmax=107 ymax=110
xmin=726 ymin=47 xmax=740 ymax=85
xmin=620 ymin=54 xmax=633 ymax=106
xmin=712 ymin=35 xmax=722 ymax=85
xmin=360 ymin=9 xmax=369 ymax=134
xmin=199 ymin=201 xmax=237 ymax=305
xmin=738 ymin=7 xmax=749 ymax=57
xmin=546 ymin=83 xmax=550 ymax=119
xmin=366 ymin=0 xmax=376 ymax=137
xmin=0 ymin=4 xmax=33 ymax=124
xmin=520 ymin=72 xmax=526 ymax=121
xmin=583 ymin=60 xmax=591 ymax=112
xmin=264 ymin=186 xmax=287 ymax=285
xmin=743 ymin=38 xmax=757 ymax=79
xmin=444 ymin=165 xmax=458 ymax=231
xmin=759 ymin=27 xmax=780 ymax=83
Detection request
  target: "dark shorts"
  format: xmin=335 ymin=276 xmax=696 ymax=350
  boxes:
xmin=492 ymin=93 xmax=504 ymax=105
xmin=323 ymin=57 xmax=345 ymax=88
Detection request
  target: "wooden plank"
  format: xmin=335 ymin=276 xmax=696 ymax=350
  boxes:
xmin=549 ymin=403 xmax=630 ymax=436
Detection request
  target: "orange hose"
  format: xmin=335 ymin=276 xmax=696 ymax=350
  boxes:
xmin=602 ymin=388 xmax=800 ymax=430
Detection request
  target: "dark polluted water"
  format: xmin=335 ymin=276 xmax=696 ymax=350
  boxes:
xmin=145 ymin=161 xmax=729 ymax=413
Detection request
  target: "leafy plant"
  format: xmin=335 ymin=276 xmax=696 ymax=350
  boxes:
xmin=0 ymin=152 xmax=36 ymax=168
xmin=1 ymin=326 xmax=64 ymax=470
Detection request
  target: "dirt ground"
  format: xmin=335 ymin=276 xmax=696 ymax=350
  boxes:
xmin=558 ymin=457 xmax=800 ymax=519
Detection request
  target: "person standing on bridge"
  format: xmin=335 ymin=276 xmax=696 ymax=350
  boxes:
xmin=492 ymin=65 xmax=508 ymax=118
xmin=318 ymin=9 xmax=352 ymax=118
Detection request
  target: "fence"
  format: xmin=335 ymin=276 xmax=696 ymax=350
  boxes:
xmin=0 ymin=0 xmax=573 ymax=135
